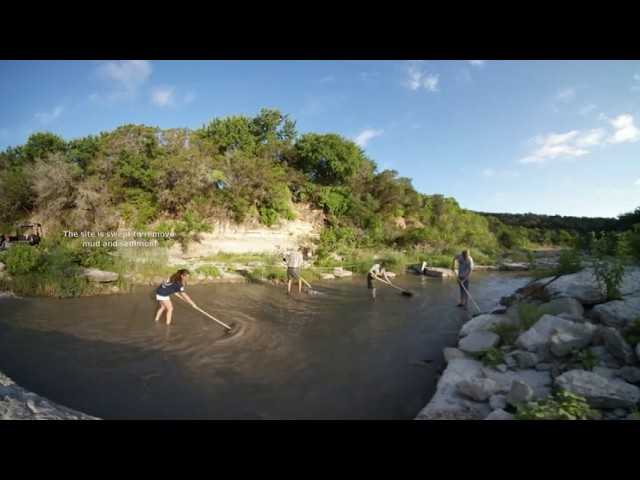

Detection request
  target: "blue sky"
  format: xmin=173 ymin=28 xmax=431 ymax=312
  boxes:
xmin=1 ymin=60 xmax=639 ymax=218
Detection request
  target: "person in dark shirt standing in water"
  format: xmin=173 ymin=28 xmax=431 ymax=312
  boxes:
xmin=154 ymin=269 xmax=198 ymax=325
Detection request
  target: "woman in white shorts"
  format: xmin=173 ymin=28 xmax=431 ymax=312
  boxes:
xmin=154 ymin=269 xmax=197 ymax=325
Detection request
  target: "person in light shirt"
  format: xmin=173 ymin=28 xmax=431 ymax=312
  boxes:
xmin=367 ymin=261 xmax=390 ymax=299
xmin=284 ymin=247 xmax=304 ymax=294
xmin=451 ymin=249 xmax=474 ymax=310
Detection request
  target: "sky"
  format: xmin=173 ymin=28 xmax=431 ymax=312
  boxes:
xmin=0 ymin=60 xmax=639 ymax=219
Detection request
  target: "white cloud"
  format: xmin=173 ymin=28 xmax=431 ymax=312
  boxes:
xmin=469 ymin=60 xmax=485 ymax=67
xmin=423 ymin=74 xmax=439 ymax=92
xmin=519 ymin=130 xmax=598 ymax=164
xmin=634 ymin=178 xmax=640 ymax=186
xmin=354 ymin=128 xmax=383 ymax=147
xmin=556 ymin=88 xmax=576 ymax=102
xmin=34 ymin=106 xmax=63 ymax=124
xmin=320 ymin=75 xmax=334 ymax=83
xmin=405 ymin=61 xmax=423 ymax=90
xmin=97 ymin=60 xmax=151 ymax=90
xmin=150 ymin=87 xmax=196 ymax=108
xmin=576 ymin=128 xmax=607 ymax=147
xmin=608 ymin=114 xmax=640 ymax=144
xmin=578 ymin=104 xmax=596 ymax=115
xmin=95 ymin=60 xmax=152 ymax=102
xmin=404 ymin=61 xmax=439 ymax=92
xmin=520 ymin=114 xmax=639 ymax=164
xmin=635 ymin=74 xmax=640 ymax=81
xmin=151 ymin=87 xmax=175 ymax=107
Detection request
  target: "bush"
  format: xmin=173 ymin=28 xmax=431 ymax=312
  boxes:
xmin=480 ymin=347 xmax=504 ymax=367
xmin=566 ymin=348 xmax=598 ymax=370
xmin=515 ymin=391 xmax=601 ymax=420
xmin=622 ymin=318 xmax=640 ymax=349
xmin=591 ymin=232 xmax=628 ymax=301
xmin=492 ymin=322 xmax=521 ymax=346
xmin=4 ymin=243 xmax=40 ymax=276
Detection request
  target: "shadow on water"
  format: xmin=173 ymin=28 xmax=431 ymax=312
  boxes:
xmin=0 ymin=272 xmax=531 ymax=419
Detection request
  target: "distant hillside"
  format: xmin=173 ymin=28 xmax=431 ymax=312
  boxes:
xmin=474 ymin=211 xmax=621 ymax=234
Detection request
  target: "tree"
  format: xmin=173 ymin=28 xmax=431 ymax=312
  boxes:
xmin=21 ymin=132 xmax=66 ymax=163
xmin=293 ymin=133 xmax=375 ymax=186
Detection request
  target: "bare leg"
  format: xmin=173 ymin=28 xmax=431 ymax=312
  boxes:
xmin=287 ymin=279 xmax=292 ymax=294
xmin=163 ymin=300 xmax=174 ymax=325
xmin=155 ymin=302 xmax=166 ymax=322
xmin=372 ymin=287 xmax=377 ymax=299
xmin=298 ymin=278 xmax=302 ymax=292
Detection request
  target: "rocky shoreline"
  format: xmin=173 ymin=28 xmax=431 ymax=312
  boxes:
xmin=0 ymin=371 xmax=98 ymax=420
xmin=415 ymin=266 xmax=640 ymax=420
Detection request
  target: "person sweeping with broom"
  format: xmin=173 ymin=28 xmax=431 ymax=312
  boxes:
xmin=452 ymin=249 xmax=474 ymax=310
xmin=154 ymin=269 xmax=198 ymax=325
xmin=284 ymin=246 xmax=304 ymax=294
xmin=367 ymin=261 xmax=390 ymax=299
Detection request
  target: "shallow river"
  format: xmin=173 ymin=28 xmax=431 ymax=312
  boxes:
xmin=0 ymin=272 xmax=530 ymax=419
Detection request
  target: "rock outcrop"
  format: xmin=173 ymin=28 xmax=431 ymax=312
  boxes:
xmin=416 ymin=266 xmax=640 ymax=420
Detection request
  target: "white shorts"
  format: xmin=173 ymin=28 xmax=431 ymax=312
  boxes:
xmin=156 ymin=294 xmax=170 ymax=301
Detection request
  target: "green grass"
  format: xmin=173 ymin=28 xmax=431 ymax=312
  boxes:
xmin=5 ymin=272 xmax=102 ymax=298
xmin=517 ymin=302 xmax=553 ymax=330
xmin=491 ymin=321 xmax=521 ymax=346
xmin=198 ymin=252 xmax=268 ymax=264
xmin=195 ymin=265 xmax=222 ymax=277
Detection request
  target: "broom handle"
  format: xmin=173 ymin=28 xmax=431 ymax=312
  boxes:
xmin=177 ymin=296 xmax=232 ymax=330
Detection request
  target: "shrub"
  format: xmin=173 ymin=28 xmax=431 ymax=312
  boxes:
xmin=492 ymin=322 xmax=521 ymax=346
xmin=622 ymin=318 xmax=640 ymax=349
xmin=480 ymin=347 xmax=505 ymax=367
xmin=4 ymin=243 xmax=40 ymax=276
xmin=515 ymin=391 xmax=601 ymax=420
xmin=566 ymin=348 xmax=598 ymax=370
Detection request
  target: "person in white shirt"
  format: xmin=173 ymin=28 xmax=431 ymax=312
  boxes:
xmin=451 ymin=249 xmax=474 ymax=310
xmin=284 ymin=247 xmax=304 ymax=294
xmin=367 ymin=262 xmax=390 ymax=299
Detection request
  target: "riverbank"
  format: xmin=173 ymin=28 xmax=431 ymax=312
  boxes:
xmin=415 ymin=265 xmax=640 ymax=420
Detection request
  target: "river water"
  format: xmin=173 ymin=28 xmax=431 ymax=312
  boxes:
xmin=0 ymin=272 xmax=530 ymax=419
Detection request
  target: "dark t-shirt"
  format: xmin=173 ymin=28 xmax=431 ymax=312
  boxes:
xmin=155 ymin=280 xmax=184 ymax=296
